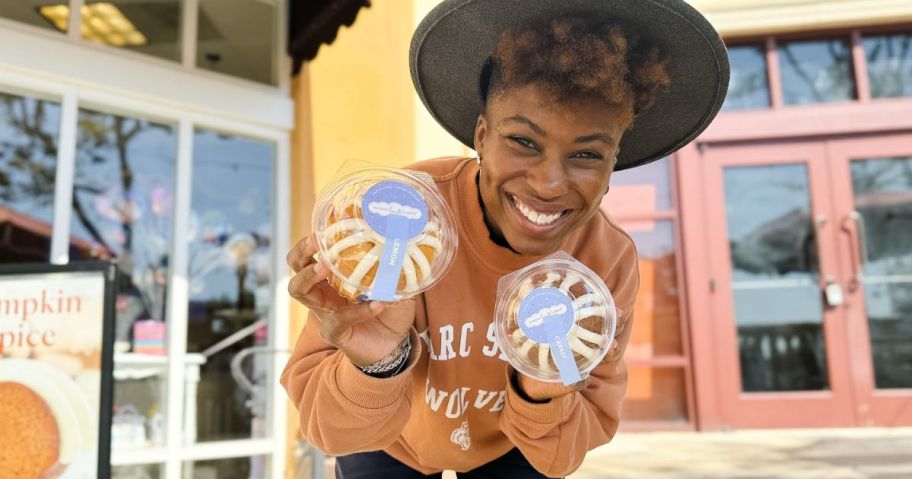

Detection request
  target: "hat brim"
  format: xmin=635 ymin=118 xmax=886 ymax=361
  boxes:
xmin=410 ymin=0 xmax=729 ymax=171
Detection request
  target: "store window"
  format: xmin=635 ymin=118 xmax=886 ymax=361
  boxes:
xmin=81 ymin=0 xmax=183 ymax=62
xmin=627 ymin=221 xmax=683 ymax=358
xmin=0 ymin=91 xmax=61 ymax=263
xmin=722 ymin=44 xmax=771 ymax=111
xmin=0 ymin=2 xmax=66 ymax=33
xmin=607 ymin=157 xmax=672 ymax=212
xmin=186 ymin=456 xmax=269 ymax=479
xmin=623 ymin=366 xmax=689 ymax=422
xmin=604 ymin=157 xmax=692 ymax=426
xmin=778 ymin=37 xmax=856 ymax=105
xmin=863 ymin=33 xmax=912 ymax=99
xmin=69 ymin=108 xmax=177 ymax=449
xmin=112 ymin=463 xmax=162 ymax=479
xmin=197 ymin=0 xmax=278 ymax=85
xmin=1 ymin=0 xmax=280 ymax=85
xmin=188 ymin=129 xmax=275 ymax=443
xmin=1 ymin=1 xmax=289 ymax=470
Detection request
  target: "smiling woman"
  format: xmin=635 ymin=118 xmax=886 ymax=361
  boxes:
xmin=283 ymin=1 xmax=728 ymax=478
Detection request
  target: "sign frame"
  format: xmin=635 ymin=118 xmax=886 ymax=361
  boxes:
xmin=0 ymin=260 xmax=117 ymax=479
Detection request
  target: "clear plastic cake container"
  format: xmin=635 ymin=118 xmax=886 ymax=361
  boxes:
xmin=494 ymin=255 xmax=617 ymax=384
xmin=312 ymin=167 xmax=457 ymax=302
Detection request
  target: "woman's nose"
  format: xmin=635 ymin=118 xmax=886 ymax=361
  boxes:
xmin=527 ymin=156 xmax=569 ymax=200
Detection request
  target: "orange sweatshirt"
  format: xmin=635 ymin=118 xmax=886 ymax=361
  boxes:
xmin=281 ymin=157 xmax=639 ymax=477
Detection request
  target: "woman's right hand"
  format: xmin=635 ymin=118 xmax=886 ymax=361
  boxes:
xmin=286 ymin=235 xmax=416 ymax=367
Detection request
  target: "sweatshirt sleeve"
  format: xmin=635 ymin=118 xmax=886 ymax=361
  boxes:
xmin=498 ymin=308 xmax=635 ymax=478
xmin=280 ymin=311 xmax=421 ymax=455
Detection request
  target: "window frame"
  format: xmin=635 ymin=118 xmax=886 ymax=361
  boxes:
xmin=612 ymin=157 xmax=697 ymax=431
xmin=721 ymin=24 xmax=912 ymax=112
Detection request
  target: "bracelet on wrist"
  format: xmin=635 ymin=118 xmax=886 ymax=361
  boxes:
xmin=358 ymin=336 xmax=411 ymax=377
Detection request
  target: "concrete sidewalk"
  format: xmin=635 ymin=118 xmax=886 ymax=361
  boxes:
xmin=307 ymin=428 xmax=912 ymax=478
xmin=570 ymin=428 xmax=912 ymax=479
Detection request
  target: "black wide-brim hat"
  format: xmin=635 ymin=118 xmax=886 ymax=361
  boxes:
xmin=410 ymin=0 xmax=730 ymax=170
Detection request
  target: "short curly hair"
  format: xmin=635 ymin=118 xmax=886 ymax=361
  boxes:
xmin=481 ymin=16 xmax=670 ymax=128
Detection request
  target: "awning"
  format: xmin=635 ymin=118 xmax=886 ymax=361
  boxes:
xmin=288 ymin=0 xmax=371 ymax=74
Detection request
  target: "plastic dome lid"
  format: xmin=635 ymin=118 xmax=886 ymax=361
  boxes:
xmin=312 ymin=167 xmax=457 ymax=302
xmin=494 ymin=256 xmax=617 ymax=384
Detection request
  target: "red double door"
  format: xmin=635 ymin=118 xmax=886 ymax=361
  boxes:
xmin=692 ymin=133 xmax=912 ymax=428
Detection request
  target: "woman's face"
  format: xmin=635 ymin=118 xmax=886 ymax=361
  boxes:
xmin=474 ymin=82 xmax=626 ymax=256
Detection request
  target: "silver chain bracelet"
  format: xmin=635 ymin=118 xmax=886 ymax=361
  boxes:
xmin=358 ymin=336 xmax=411 ymax=375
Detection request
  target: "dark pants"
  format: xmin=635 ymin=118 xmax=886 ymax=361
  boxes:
xmin=334 ymin=448 xmax=555 ymax=479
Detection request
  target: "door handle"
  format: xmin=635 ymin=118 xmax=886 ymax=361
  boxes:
xmin=824 ymin=276 xmax=845 ymax=307
xmin=841 ymin=211 xmax=868 ymax=292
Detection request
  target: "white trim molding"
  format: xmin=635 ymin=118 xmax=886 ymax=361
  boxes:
xmin=0 ymin=22 xmax=293 ymax=132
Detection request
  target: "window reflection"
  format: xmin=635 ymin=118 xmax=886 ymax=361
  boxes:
xmin=625 ymin=221 xmax=683 ymax=357
xmin=605 ymin=157 xmax=672 ymax=212
xmin=779 ymin=38 xmax=856 ymax=105
xmin=70 ymin=109 xmax=176 ymax=448
xmin=623 ymin=367 xmax=688 ymax=422
xmin=189 ymin=130 xmax=274 ymax=442
xmin=723 ymin=164 xmax=829 ymax=391
xmin=71 ymin=109 xmax=176 ymax=337
xmin=723 ymin=45 xmax=771 ymax=111
xmin=863 ymin=33 xmax=912 ymax=99
xmin=850 ymin=157 xmax=912 ymax=388
xmin=0 ymin=92 xmax=61 ymax=263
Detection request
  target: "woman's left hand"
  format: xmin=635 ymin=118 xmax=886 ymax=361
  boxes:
xmin=514 ymin=371 xmax=589 ymax=402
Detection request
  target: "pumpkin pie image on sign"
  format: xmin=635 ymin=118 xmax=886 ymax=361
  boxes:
xmin=0 ymin=359 xmax=97 ymax=479
xmin=0 ymin=381 xmax=60 ymax=477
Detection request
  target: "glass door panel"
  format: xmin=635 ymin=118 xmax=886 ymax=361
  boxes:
xmin=722 ymin=164 xmax=828 ymax=391
xmin=849 ymin=156 xmax=912 ymax=389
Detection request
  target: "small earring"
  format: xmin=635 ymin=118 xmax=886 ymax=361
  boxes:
xmin=476 ymin=156 xmax=483 ymax=167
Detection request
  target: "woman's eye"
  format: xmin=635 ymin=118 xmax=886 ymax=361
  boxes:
xmin=572 ymin=151 xmax=603 ymax=161
xmin=509 ymin=136 xmax=537 ymax=150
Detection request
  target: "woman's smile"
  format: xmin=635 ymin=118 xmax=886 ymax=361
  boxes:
xmin=506 ymin=193 xmax=572 ymax=232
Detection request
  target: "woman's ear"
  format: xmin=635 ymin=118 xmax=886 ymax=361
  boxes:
xmin=473 ymin=114 xmax=487 ymax=156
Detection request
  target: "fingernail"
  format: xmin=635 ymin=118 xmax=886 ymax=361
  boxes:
xmin=313 ymin=263 xmax=327 ymax=275
xmin=369 ymin=302 xmax=386 ymax=313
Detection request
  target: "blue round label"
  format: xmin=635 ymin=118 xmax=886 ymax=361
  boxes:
xmin=361 ymin=180 xmax=428 ymax=239
xmin=517 ymin=286 xmax=574 ymax=343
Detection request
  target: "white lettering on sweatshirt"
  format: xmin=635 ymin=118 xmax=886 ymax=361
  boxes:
xmin=425 ymin=380 xmax=507 ymax=416
xmin=420 ymin=322 xmax=502 ymax=362
xmin=482 ymin=323 xmax=509 ymax=361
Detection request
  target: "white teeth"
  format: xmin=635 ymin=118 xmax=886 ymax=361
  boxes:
xmin=512 ymin=196 xmax=562 ymax=226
